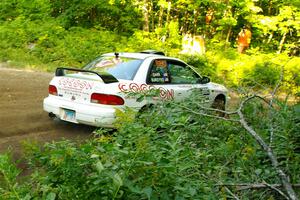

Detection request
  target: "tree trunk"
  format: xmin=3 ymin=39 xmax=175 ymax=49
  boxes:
xmin=183 ymin=10 xmax=189 ymax=34
xmin=225 ymin=26 xmax=232 ymax=48
xmin=89 ymin=7 xmax=96 ymax=22
xmin=193 ymin=9 xmax=199 ymax=35
xmin=267 ymin=32 xmax=273 ymax=44
xmin=150 ymin=1 xmax=154 ymax=32
xmin=142 ymin=0 xmax=149 ymax=32
xmin=165 ymin=1 xmax=171 ymax=29
xmin=158 ymin=3 xmax=164 ymax=28
xmin=277 ymin=31 xmax=287 ymax=54
xmin=268 ymin=0 xmax=273 ymax=15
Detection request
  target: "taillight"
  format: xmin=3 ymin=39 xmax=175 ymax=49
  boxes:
xmin=49 ymin=85 xmax=58 ymax=96
xmin=91 ymin=93 xmax=124 ymax=105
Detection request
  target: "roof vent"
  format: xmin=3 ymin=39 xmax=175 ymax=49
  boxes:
xmin=140 ymin=50 xmax=165 ymax=56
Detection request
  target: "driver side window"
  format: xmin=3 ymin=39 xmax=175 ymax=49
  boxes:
xmin=168 ymin=61 xmax=199 ymax=84
xmin=148 ymin=59 xmax=200 ymax=84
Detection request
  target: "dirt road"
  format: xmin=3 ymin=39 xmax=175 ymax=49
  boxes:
xmin=0 ymin=65 xmax=95 ymax=155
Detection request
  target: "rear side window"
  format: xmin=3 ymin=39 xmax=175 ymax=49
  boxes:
xmin=84 ymin=56 xmax=143 ymax=80
xmin=148 ymin=59 xmax=170 ymax=83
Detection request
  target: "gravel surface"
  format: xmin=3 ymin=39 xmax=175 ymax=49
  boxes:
xmin=0 ymin=66 xmax=94 ymax=158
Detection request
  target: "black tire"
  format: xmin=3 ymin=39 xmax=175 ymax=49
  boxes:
xmin=212 ymin=98 xmax=226 ymax=117
xmin=137 ymin=104 xmax=154 ymax=118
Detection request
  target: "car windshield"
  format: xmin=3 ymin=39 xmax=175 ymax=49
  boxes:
xmin=83 ymin=56 xmax=143 ymax=80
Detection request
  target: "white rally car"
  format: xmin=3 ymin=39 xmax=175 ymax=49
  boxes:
xmin=43 ymin=51 xmax=228 ymax=127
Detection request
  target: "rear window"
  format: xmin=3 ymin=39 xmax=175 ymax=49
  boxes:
xmin=83 ymin=56 xmax=143 ymax=80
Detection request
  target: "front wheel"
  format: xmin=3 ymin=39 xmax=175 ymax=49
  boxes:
xmin=212 ymin=98 xmax=226 ymax=117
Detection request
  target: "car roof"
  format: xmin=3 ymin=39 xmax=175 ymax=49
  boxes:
xmin=101 ymin=52 xmax=186 ymax=65
xmin=102 ymin=52 xmax=165 ymax=60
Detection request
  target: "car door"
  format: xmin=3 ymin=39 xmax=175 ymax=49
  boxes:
xmin=147 ymin=59 xmax=203 ymax=102
xmin=168 ymin=61 xmax=211 ymax=105
xmin=167 ymin=60 xmax=201 ymax=101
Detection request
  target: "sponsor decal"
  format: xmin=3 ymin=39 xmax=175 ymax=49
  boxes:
xmin=118 ymin=83 xmax=174 ymax=100
xmin=58 ymin=78 xmax=93 ymax=99
xmin=58 ymin=78 xmax=94 ymax=91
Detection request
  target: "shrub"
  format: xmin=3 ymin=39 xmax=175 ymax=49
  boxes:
xmin=0 ymin=92 xmax=299 ymax=199
xmin=242 ymin=61 xmax=281 ymax=87
xmin=178 ymin=54 xmax=218 ymax=81
xmin=0 ymin=16 xmax=299 ymax=95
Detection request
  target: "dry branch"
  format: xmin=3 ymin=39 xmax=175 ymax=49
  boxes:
xmin=175 ymin=104 xmax=239 ymax=122
xmin=268 ymin=60 xmax=286 ymax=145
xmin=217 ymin=183 xmax=300 ymax=190
xmin=237 ymin=95 xmax=298 ymax=200
xmin=264 ymin=182 xmax=290 ymax=200
xmin=179 ymin=94 xmax=299 ymax=200
xmin=224 ymin=186 xmax=241 ymax=200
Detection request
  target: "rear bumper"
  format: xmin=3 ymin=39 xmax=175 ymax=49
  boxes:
xmin=43 ymin=96 xmax=116 ymax=127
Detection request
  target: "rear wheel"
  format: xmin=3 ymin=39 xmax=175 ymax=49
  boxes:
xmin=212 ymin=98 xmax=226 ymax=117
xmin=138 ymin=104 xmax=153 ymax=115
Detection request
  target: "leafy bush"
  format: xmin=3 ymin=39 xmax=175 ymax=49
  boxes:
xmin=0 ymin=91 xmax=299 ymax=199
xmin=178 ymin=55 xmax=218 ymax=81
xmin=0 ymin=153 xmax=21 ymax=199
xmin=0 ymin=17 xmax=131 ymax=71
xmin=1 ymin=14 xmax=299 ymax=96
xmin=242 ymin=61 xmax=281 ymax=87
xmin=203 ymin=51 xmax=300 ymax=96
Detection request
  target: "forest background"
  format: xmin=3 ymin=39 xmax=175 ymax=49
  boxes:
xmin=0 ymin=0 xmax=299 ymax=93
xmin=0 ymin=0 xmax=300 ymax=199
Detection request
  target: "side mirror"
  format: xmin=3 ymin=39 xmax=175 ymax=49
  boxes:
xmin=200 ymin=76 xmax=210 ymax=84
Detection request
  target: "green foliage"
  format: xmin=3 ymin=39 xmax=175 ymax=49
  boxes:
xmin=0 ymin=153 xmax=21 ymax=199
xmin=179 ymin=55 xmax=218 ymax=80
xmin=0 ymin=0 xmax=299 ymax=198
xmin=0 ymin=91 xmax=299 ymax=199
xmin=0 ymin=17 xmax=130 ymax=71
xmin=1 ymin=0 xmax=300 ymax=55
xmin=0 ymin=0 xmax=142 ymax=32
xmin=201 ymin=51 xmax=300 ymax=96
xmin=242 ymin=99 xmax=300 ymax=184
xmin=0 ymin=0 xmax=299 ymax=96
xmin=250 ymin=5 xmax=300 ymax=52
xmin=242 ymin=61 xmax=281 ymax=87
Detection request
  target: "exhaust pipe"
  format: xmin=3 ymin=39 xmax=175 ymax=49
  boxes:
xmin=48 ymin=112 xmax=56 ymax=118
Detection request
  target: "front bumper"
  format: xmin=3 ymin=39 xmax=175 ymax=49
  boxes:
xmin=43 ymin=96 xmax=116 ymax=127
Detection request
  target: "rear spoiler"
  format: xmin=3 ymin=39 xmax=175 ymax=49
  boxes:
xmin=140 ymin=50 xmax=165 ymax=56
xmin=55 ymin=67 xmax=118 ymax=84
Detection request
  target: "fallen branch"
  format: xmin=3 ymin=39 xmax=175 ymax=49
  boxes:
xmin=175 ymin=104 xmax=239 ymax=122
xmin=264 ymin=181 xmax=290 ymax=200
xmin=224 ymin=186 xmax=241 ymax=200
xmin=237 ymin=95 xmax=298 ymax=200
xmin=217 ymin=183 xmax=300 ymax=190
xmin=180 ymin=94 xmax=299 ymax=200
xmin=268 ymin=60 xmax=287 ymax=145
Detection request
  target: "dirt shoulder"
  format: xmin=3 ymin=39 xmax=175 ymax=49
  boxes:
xmin=0 ymin=66 xmax=94 ymax=155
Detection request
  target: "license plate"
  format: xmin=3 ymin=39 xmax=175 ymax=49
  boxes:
xmin=62 ymin=109 xmax=76 ymax=122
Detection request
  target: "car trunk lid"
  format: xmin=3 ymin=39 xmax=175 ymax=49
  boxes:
xmin=53 ymin=68 xmax=119 ymax=104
